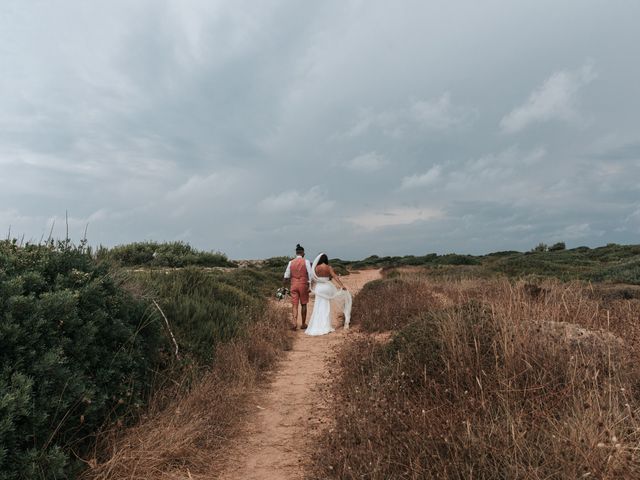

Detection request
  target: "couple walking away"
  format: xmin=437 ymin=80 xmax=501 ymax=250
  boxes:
xmin=283 ymin=244 xmax=352 ymax=336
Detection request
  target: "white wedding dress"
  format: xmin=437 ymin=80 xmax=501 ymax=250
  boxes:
xmin=305 ymin=253 xmax=352 ymax=336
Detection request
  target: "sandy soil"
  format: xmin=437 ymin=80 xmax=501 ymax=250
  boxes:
xmin=216 ymin=269 xmax=381 ymax=480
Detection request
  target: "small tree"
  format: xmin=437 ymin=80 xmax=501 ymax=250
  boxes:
xmin=532 ymin=243 xmax=548 ymax=252
xmin=549 ymin=242 xmax=566 ymax=251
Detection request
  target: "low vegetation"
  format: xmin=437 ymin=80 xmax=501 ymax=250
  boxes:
xmin=344 ymin=243 xmax=640 ymax=285
xmin=5 ymin=238 xmax=640 ymax=479
xmin=0 ymin=240 xmax=165 ymax=478
xmin=313 ymin=270 xmax=640 ymax=479
xmin=97 ymin=241 xmax=235 ymax=268
xmin=348 ymin=253 xmax=480 ymax=270
xmin=0 ymin=240 xmax=285 ymax=479
xmin=84 ymin=306 xmax=290 ymax=480
xmin=349 ymin=277 xmax=438 ymax=331
xmin=127 ymin=267 xmax=281 ymax=365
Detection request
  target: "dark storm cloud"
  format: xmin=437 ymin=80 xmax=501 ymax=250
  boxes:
xmin=1 ymin=0 xmax=640 ymax=258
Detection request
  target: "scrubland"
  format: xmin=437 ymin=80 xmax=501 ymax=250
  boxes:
xmin=347 ymin=243 xmax=640 ymax=285
xmin=5 ymin=238 xmax=640 ymax=479
xmin=313 ymin=269 xmax=640 ymax=479
xmin=83 ymin=306 xmax=290 ymax=479
xmin=0 ymin=240 xmax=288 ymax=479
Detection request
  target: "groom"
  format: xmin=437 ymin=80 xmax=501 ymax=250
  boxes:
xmin=283 ymin=243 xmax=314 ymax=330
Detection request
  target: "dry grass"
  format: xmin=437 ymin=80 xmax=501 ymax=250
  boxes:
xmin=313 ymin=273 xmax=640 ymax=479
xmin=82 ymin=305 xmax=291 ymax=480
xmin=350 ymin=275 xmax=439 ymax=331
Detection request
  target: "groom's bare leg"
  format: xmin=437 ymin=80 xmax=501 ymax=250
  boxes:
xmin=290 ymin=288 xmax=300 ymax=330
xmin=300 ymin=304 xmax=307 ymax=328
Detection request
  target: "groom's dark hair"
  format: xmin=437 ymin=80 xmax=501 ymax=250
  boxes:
xmin=295 ymin=244 xmax=304 ymax=254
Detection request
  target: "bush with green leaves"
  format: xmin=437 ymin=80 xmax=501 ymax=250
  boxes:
xmin=0 ymin=240 xmax=165 ymax=479
xmin=549 ymin=241 xmax=566 ymax=251
xmin=131 ymin=268 xmax=275 ymax=364
xmin=98 ymin=241 xmax=235 ymax=268
xmin=349 ymin=252 xmax=478 ymax=269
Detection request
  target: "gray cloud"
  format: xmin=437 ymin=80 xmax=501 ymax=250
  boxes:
xmin=500 ymin=62 xmax=597 ymax=134
xmin=401 ymin=165 xmax=443 ymax=189
xmin=345 ymin=93 xmax=476 ymax=138
xmin=346 ymin=152 xmax=389 ymax=172
xmin=1 ymin=0 xmax=640 ymax=258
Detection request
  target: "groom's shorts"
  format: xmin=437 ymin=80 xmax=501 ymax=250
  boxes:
xmin=290 ymin=282 xmax=309 ymax=306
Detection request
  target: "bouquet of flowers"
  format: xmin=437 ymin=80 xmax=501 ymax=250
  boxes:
xmin=275 ymin=287 xmax=290 ymax=301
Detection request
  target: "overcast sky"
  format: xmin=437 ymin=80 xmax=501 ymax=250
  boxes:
xmin=1 ymin=1 xmax=639 ymax=259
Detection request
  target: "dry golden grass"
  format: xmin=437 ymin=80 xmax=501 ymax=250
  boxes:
xmin=350 ymin=275 xmax=439 ymax=331
xmin=313 ymin=272 xmax=640 ymax=479
xmin=82 ymin=305 xmax=291 ymax=480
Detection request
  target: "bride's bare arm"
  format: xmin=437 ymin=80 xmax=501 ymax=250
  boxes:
xmin=329 ymin=266 xmax=347 ymax=289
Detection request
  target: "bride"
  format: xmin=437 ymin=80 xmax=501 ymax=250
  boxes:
xmin=305 ymin=253 xmax=352 ymax=336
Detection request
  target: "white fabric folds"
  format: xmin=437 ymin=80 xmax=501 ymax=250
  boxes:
xmin=305 ymin=253 xmax=353 ymax=335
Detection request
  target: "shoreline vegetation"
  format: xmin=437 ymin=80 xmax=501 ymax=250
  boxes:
xmin=2 ymin=239 xmax=640 ymax=478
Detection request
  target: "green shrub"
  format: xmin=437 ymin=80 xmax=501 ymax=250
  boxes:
xmin=98 ymin=241 xmax=235 ymax=268
xmin=0 ymin=240 xmax=282 ymax=479
xmin=125 ymin=265 xmax=282 ymax=367
xmin=262 ymin=256 xmax=290 ymax=270
xmin=433 ymin=253 xmax=480 ymax=265
xmin=0 ymin=240 xmax=164 ymax=479
xmin=132 ymin=268 xmax=266 ymax=364
xmin=219 ymin=267 xmax=282 ymax=297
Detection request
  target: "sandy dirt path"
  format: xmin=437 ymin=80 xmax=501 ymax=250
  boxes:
xmin=217 ymin=269 xmax=381 ymax=480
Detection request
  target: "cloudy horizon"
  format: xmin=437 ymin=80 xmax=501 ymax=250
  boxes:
xmin=1 ymin=1 xmax=639 ymax=259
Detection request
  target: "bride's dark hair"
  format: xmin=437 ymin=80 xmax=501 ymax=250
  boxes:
xmin=318 ymin=254 xmax=329 ymax=265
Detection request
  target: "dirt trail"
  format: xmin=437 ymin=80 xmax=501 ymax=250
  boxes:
xmin=217 ymin=269 xmax=381 ymax=480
